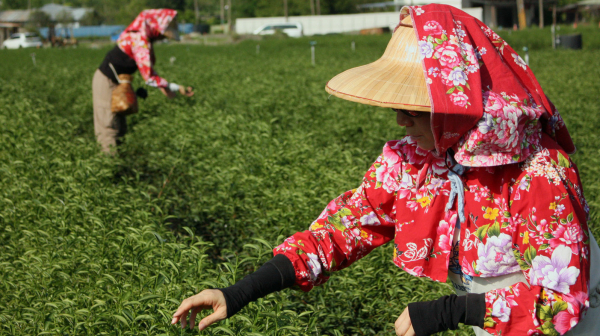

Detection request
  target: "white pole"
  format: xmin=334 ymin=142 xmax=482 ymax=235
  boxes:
xmin=351 ymin=40 xmax=355 ymax=51
xmin=523 ymin=47 xmax=529 ymax=65
xmin=256 ymin=44 xmax=260 ymax=54
xmin=31 ymin=53 xmax=36 ymax=66
xmin=311 ymin=45 xmax=315 ymax=65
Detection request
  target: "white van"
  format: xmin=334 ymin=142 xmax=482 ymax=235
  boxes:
xmin=253 ymin=23 xmax=303 ymax=38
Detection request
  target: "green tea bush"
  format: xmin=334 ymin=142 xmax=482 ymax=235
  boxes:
xmin=0 ymin=33 xmax=598 ymax=335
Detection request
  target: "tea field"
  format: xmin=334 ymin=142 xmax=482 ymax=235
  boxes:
xmin=1 ymin=27 xmax=599 ymax=335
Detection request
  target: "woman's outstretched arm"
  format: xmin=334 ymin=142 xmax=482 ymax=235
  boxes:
xmin=171 ymin=254 xmax=295 ymax=330
xmin=171 ymin=143 xmax=401 ymax=329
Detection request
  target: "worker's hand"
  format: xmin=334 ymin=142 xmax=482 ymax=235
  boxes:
xmin=179 ymin=86 xmax=194 ymax=97
xmin=172 ymin=289 xmax=227 ymax=330
xmin=160 ymin=87 xmax=177 ymax=99
xmin=395 ymin=307 xmax=416 ymax=336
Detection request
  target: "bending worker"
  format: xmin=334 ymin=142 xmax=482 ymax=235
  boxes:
xmin=92 ymin=9 xmax=193 ymax=153
xmin=172 ymin=4 xmax=600 ymax=336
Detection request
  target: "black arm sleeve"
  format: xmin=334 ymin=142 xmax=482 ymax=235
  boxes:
xmin=408 ymin=293 xmax=485 ymax=336
xmin=218 ymin=254 xmax=296 ymax=317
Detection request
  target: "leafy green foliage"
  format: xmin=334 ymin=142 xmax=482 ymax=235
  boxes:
xmin=0 ymin=33 xmax=598 ymax=335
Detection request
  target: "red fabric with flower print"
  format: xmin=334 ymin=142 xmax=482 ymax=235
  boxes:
xmin=401 ymin=5 xmax=575 ymax=166
xmin=275 ymin=136 xmax=590 ymax=336
xmin=274 ymin=4 xmax=590 ymax=336
xmin=117 ymin=9 xmax=177 ymax=88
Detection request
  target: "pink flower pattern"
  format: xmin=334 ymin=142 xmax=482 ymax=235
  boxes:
xmin=274 ymin=138 xmax=589 ymax=336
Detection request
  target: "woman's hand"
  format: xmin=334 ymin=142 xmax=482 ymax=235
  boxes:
xmin=160 ymin=87 xmax=177 ymax=99
xmin=395 ymin=307 xmax=416 ymax=336
xmin=171 ymin=289 xmax=227 ymax=330
xmin=179 ymin=86 xmax=194 ymax=97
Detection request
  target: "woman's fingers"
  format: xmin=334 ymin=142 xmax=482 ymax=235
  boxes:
xmin=172 ymin=291 xmax=209 ymax=325
xmin=188 ymin=307 xmax=202 ymax=329
xmin=198 ymin=306 xmax=227 ymax=331
xmin=172 ymin=289 xmax=227 ymax=330
xmin=395 ymin=307 xmax=414 ymax=336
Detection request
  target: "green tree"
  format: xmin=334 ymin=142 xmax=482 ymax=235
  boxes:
xmin=79 ymin=10 xmax=104 ymax=26
xmin=28 ymin=9 xmax=51 ymax=27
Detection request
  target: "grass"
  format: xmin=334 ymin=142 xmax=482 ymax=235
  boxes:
xmin=0 ymin=29 xmax=599 ymax=335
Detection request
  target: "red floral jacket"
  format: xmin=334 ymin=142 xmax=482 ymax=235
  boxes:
xmin=274 ymin=135 xmax=590 ymax=336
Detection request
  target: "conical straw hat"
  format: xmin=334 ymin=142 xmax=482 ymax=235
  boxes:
xmin=325 ymin=16 xmax=431 ymax=112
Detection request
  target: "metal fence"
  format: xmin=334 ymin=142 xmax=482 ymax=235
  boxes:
xmin=37 ymin=23 xmax=196 ymax=39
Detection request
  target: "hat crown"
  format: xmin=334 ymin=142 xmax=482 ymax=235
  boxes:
xmin=325 ymin=14 xmax=431 ymax=112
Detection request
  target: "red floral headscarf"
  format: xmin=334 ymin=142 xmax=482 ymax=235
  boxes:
xmin=122 ymin=9 xmax=177 ymax=40
xmin=117 ymin=9 xmax=178 ymax=88
xmin=401 ymin=4 xmax=575 ymax=167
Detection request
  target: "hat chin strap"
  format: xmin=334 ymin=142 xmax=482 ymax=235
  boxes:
xmin=445 ymin=149 xmax=468 ymax=224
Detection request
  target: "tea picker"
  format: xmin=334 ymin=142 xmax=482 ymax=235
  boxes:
xmin=172 ymin=4 xmax=600 ymax=336
xmin=92 ymin=9 xmax=194 ymax=154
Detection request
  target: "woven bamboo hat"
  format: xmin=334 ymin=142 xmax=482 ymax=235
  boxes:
xmin=325 ymin=16 xmax=431 ymax=112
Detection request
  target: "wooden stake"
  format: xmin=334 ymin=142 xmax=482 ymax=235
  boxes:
xmin=552 ymin=5 xmax=557 ymax=49
xmin=539 ymin=0 xmax=544 ymax=28
xmin=227 ymin=0 xmax=232 ymax=34
xmin=517 ymin=0 xmax=527 ymax=30
xmin=220 ymin=0 xmax=225 ymax=25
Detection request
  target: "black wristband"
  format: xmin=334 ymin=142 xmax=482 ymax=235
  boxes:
xmin=218 ymin=254 xmax=296 ymax=317
xmin=407 ymin=293 xmax=485 ymax=336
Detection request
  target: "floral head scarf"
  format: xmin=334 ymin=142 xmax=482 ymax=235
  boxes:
xmin=117 ymin=9 xmax=177 ymax=88
xmin=122 ymin=9 xmax=177 ymax=40
xmin=403 ymin=4 xmax=575 ymax=167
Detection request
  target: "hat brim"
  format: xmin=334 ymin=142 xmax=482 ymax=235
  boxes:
xmin=325 ymin=18 xmax=431 ymax=112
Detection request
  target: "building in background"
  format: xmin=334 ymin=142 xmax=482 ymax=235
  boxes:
xmin=236 ymin=0 xmax=480 ymax=36
xmin=0 ymin=9 xmax=29 ymax=45
xmin=0 ymin=4 xmax=96 ymax=44
xmin=462 ymin=0 xmax=554 ymax=28
xmin=38 ymin=3 xmax=95 ymax=29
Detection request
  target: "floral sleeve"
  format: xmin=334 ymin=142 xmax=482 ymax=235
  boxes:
xmin=273 ymin=145 xmax=399 ymax=291
xmin=129 ymin=33 xmax=169 ymax=88
xmin=483 ymin=147 xmax=590 ymax=336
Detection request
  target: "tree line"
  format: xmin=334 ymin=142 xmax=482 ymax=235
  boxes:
xmin=0 ymin=0 xmax=387 ymax=25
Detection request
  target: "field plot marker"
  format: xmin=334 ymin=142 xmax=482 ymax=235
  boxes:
xmin=256 ymin=44 xmax=260 ymax=54
xmin=310 ymin=41 xmax=317 ymax=66
xmin=351 ymin=40 xmax=355 ymax=52
xmin=30 ymin=53 xmax=36 ymax=67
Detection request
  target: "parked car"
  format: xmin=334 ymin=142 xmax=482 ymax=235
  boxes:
xmin=2 ymin=33 xmax=43 ymax=49
xmin=253 ymin=23 xmax=303 ymax=38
